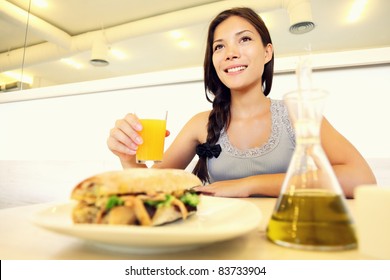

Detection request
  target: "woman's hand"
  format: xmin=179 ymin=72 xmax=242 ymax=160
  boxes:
xmin=107 ymin=113 xmax=170 ymax=167
xmin=107 ymin=113 xmax=143 ymax=164
xmin=193 ymin=180 xmax=252 ymax=198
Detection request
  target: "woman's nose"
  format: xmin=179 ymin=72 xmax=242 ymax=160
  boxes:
xmin=225 ymin=45 xmax=240 ymax=60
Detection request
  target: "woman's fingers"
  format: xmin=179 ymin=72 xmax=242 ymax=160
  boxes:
xmin=124 ymin=113 xmax=142 ymax=132
xmin=108 ymin=114 xmax=143 ymax=157
xmin=108 ymin=128 xmax=137 ymax=154
xmin=115 ymin=118 xmax=142 ymax=145
xmin=107 ymin=136 xmax=135 ymax=156
xmin=192 ymin=186 xmax=215 ymax=196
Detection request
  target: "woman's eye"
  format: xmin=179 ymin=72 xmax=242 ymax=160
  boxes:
xmin=213 ymin=44 xmax=223 ymax=52
xmin=240 ymin=36 xmax=252 ymax=43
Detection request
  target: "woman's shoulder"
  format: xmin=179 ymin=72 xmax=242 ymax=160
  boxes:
xmin=189 ymin=110 xmax=211 ymax=123
xmin=182 ymin=110 xmax=210 ymax=131
xmin=182 ymin=110 xmax=210 ymax=143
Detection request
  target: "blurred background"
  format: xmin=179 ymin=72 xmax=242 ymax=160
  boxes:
xmin=1 ymin=0 xmax=389 ymax=90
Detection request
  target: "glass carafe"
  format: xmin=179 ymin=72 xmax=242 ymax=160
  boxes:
xmin=266 ymin=89 xmax=357 ymax=250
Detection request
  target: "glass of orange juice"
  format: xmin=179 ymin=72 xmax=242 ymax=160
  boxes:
xmin=136 ymin=111 xmax=167 ymax=166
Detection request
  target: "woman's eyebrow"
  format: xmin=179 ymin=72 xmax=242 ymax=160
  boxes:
xmin=213 ymin=29 xmax=254 ymax=44
xmin=236 ymin=29 xmax=254 ymax=36
xmin=213 ymin=38 xmax=223 ymax=45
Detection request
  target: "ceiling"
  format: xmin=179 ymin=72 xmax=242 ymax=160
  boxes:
xmin=0 ymin=0 xmax=389 ymax=90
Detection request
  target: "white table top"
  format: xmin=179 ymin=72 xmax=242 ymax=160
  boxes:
xmin=0 ymin=197 xmax=371 ymax=260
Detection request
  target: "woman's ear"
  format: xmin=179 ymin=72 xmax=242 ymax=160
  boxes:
xmin=264 ymin=43 xmax=273 ymax=64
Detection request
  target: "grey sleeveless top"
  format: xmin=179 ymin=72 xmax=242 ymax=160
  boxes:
xmin=207 ymin=99 xmax=296 ymax=183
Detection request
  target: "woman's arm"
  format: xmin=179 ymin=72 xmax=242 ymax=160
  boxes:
xmin=193 ymin=173 xmax=286 ymax=197
xmin=320 ymin=118 xmax=376 ymax=198
xmin=195 ymin=118 xmax=376 ymax=198
xmin=107 ymin=111 xmax=209 ymax=170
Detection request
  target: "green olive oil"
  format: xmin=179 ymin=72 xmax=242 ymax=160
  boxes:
xmin=267 ymin=190 xmax=357 ymax=250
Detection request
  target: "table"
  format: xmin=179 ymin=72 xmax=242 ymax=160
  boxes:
xmin=0 ymin=197 xmax=372 ymax=260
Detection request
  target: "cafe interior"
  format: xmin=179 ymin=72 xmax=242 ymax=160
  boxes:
xmin=0 ymin=0 xmax=390 ymax=260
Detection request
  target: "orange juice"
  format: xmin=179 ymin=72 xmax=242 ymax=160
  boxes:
xmin=136 ymin=119 xmax=167 ymax=163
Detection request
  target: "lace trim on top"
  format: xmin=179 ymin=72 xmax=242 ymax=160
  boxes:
xmin=219 ymin=99 xmax=294 ymax=158
xmin=281 ymin=101 xmax=296 ymax=147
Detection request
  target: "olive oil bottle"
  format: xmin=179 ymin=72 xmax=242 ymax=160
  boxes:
xmin=267 ymin=190 xmax=357 ymax=250
xmin=267 ymin=88 xmax=357 ymax=250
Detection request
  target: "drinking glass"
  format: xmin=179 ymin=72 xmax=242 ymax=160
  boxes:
xmin=136 ymin=111 xmax=167 ymax=167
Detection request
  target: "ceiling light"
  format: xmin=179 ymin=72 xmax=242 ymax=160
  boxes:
xmin=3 ymin=71 xmax=33 ymax=84
xmin=287 ymin=0 xmax=315 ymax=34
xmin=90 ymin=58 xmax=109 ymax=67
xmin=347 ymin=0 xmax=368 ymax=23
xmin=290 ymin=21 xmax=315 ymax=34
xmin=1 ymin=71 xmax=33 ymax=91
xmin=90 ymin=35 xmax=110 ymax=67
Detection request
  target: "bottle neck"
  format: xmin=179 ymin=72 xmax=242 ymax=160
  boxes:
xmin=293 ymin=119 xmax=321 ymax=142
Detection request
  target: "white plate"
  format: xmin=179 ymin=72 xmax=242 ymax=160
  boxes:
xmin=32 ymin=196 xmax=262 ymax=254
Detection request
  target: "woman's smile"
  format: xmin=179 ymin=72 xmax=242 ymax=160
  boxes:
xmin=225 ymin=65 xmax=248 ymax=74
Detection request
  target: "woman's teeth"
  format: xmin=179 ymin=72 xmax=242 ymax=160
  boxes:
xmin=226 ymin=66 xmax=247 ymax=73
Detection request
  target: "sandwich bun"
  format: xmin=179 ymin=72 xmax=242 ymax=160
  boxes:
xmin=72 ymin=168 xmax=202 ymax=202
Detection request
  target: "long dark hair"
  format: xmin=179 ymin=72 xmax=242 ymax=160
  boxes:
xmin=192 ymin=7 xmax=274 ymax=183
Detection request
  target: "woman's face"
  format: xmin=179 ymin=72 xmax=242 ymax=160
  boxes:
xmin=212 ymin=16 xmax=272 ymax=93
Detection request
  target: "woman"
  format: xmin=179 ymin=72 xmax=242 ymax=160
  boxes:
xmin=107 ymin=7 xmax=376 ymax=198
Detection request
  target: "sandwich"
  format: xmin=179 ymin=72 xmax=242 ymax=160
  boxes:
xmin=71 ymin=168 xmax=202 ymax=226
